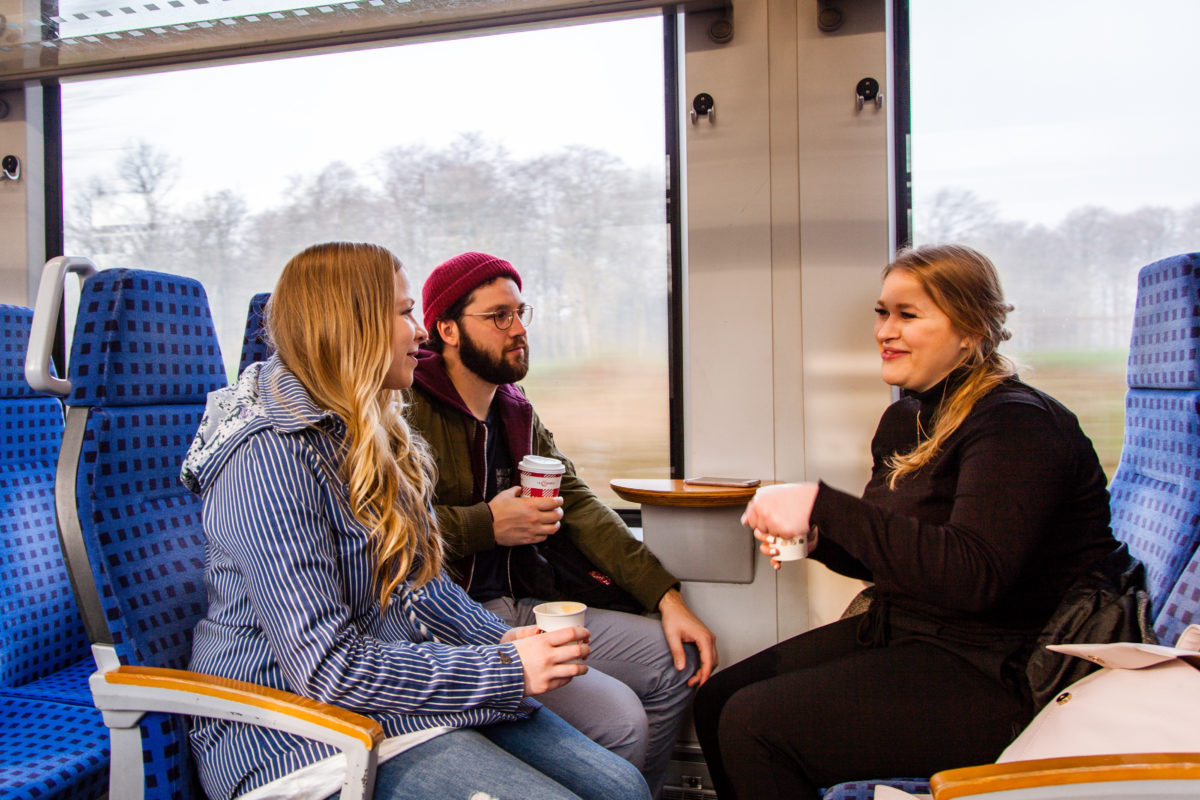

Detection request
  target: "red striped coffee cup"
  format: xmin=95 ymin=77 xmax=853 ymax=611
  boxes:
xmin=519 ymin=455 xmax=565 ymax=497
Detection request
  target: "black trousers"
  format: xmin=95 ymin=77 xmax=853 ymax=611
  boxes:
xmin=692 ymin=611 xmax=1034 ymax=800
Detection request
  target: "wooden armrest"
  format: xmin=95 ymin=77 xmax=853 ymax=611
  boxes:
xmin=931 ymin=753 xmax=1200 ymax=798
xmin=97 ymin=665 xmax=383 ymax=750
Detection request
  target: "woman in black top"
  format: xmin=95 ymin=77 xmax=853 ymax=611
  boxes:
xmin=692 ymin=244 xmax=1116 ymax=799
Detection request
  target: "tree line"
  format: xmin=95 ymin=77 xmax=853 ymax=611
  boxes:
xmin=915 ymin=187 xmax=1200 ymax=352
xmin=68 ymin=141 xmax=1198 ymax=363
xmin=66 ymin=134 xmax=669 ymax=368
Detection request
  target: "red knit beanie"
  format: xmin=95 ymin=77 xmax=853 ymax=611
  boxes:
xmin=422 ymin=252 xmax=522 ymax=332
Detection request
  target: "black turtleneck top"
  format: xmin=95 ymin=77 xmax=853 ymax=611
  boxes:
xmin=809 ymin=373 xmax=1115 ymax=635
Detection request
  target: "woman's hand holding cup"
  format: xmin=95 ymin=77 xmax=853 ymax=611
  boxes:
xmin=752 ymin=527 xmax=819 ymax=569
xmin=511 ymin=626 xmax=590 ymax=696
xmin=743 ymin=483 xmax=820 ymax=569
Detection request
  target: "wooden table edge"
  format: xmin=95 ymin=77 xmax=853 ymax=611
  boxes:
xmin=610 ymin=479 xmax=779 ymax=508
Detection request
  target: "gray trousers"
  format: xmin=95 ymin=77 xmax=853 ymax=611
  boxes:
xmin=482 ymin=597 xmax=697 ymax=799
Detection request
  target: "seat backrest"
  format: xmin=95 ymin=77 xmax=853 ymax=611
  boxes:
xmin=56 ymin=269 xmax=225 ymax=800
xmin=62 ymin=269 xmax=226 ymax=668
xmin=0 ymin=304 xmax=90 ymax=689
xmin=238 ymin=292 xmax=273 ymax=376
xmin=1108 ymin=252 xmax=1200 ymax=645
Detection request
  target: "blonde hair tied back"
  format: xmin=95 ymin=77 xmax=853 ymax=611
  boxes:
xmin=883 ymin=244 xmax=1016 ymax=488
xmin=267 ymin=241 xmax=443 ymax=607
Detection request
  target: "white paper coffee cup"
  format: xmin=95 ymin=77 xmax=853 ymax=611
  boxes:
xmin=532 ymin=601 xmax=588 ymax=663
xmin=768 ymin=533 xmax=809 ymax=561
xmin=532 ymin=600 xmax=587 ymax=632
xmin=519 ymin=455 xmax=565 ymax=498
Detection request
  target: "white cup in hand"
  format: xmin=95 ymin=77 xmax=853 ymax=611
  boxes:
xmin=768 ymin=533 xmax=809 ymax=561
xmin=533 ymin=601 xmax=588 ymax=663
xmin=533 ymin=601 xmax=586 ymax=630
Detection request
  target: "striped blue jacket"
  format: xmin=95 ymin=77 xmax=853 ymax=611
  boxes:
xmin=181 ymin=356 xmax=536 ymax=800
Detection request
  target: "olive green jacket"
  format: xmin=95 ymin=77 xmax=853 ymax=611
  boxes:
xmin=407 ymin=351 xmax=678 ymax=612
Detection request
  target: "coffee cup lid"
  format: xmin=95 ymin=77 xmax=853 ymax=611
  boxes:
xmin=519 ymin=455 xmax=565 ymax=474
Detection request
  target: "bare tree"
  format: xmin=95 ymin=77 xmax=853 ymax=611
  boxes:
xmin=117 ymin=141 xmax=179 ymax=266
xmin=915 ymin=187 xmax=1000 ymax=243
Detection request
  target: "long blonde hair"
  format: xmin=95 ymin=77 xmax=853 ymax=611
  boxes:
xmin=268 ymin=242 xmax=443 ymax=606
xmin=884 ymin=244 xmax=1016 ymax=488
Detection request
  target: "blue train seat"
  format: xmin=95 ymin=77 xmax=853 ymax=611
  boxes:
xmin=28 ymin=259 xmax=382 ymax=800
xmin=0 ymin=697 xmax=109 ymax=800
xmin=55 ymin=268 xmax=227 ymax=800
xmin=0 ymin=304 xmax=93 ymax=701
xmin=1108 ymin=252 xmax=1200 ymax=644
xmin=237 ymin=291 xmax=272 ymax=376
xmin=0 ymin=303 xmax=108 ymax=800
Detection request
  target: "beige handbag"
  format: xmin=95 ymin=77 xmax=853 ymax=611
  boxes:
xmin=864 ymin=628 xmax=1200 ymax=800
xmin=997 ymin=625 xmax=1200 ymax=763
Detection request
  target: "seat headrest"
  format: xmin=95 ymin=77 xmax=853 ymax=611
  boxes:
xmin=1127 ymin=253 xmax=1200 ymax=390
xmin=67 ymin=269 xmax=227 ymax=406
xmin=0 ymin=304 xmax=45 ymax=400
xmin=238 ymin=292 xmax=273 ymax=376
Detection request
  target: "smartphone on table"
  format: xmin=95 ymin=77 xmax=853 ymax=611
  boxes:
xmin=682 ymin=477 xmax=761 ymax=488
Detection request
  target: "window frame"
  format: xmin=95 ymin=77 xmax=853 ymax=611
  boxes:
xmin=41 ymin=9 xmax=685 ymax=522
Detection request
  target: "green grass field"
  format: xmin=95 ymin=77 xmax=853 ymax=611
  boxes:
xmin=522 ymin=356 xmax=670 ymax=508
xmin=1014 ymin=350 xmax=1127 ymax=480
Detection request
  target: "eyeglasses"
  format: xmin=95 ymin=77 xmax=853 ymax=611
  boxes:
xmin=459 ymin=305 xmax=534 ymax=331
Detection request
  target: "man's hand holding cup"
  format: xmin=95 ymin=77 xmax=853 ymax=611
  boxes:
xmin=489 ymin=456 xmax=567 ymax=547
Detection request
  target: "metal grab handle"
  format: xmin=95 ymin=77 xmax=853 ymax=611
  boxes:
xmin=26 ymin=255 xmax=98 ymax=396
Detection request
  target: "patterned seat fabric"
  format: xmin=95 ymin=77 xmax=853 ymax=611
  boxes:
xmin=1109 ymin=252 xmax=1200 ymax=644
xmin=238 ymin=292 xmax=273 ymax=376
xmin=0 ymin=305 xmax=91 ymax=695
xmin=64 ymin=270 xmax=227 ymax=800
xmin=823 ymin=779 xmax=931 ymax=799
xmin=0 ymin=304 xmax=108 ymax=800
xmin=0 ymin=696 xmax=109 ymax=800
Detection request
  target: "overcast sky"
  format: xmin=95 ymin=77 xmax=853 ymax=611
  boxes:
xmin=910 ymin=0 xmax=1200 ymax=228
xmin=60 ymin=1 xmax=1200 ymax=230
xmin=61 ymin=15 xmax=666 ymax=213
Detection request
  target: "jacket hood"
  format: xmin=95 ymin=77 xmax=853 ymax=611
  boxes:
xmin=180 ymin=355 xmax=335 ymax=494
xmin=411 ymin=349 xmax=536 ymax=501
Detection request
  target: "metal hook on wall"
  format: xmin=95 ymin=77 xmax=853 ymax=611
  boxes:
xmin=2 ymin=155 xmax=20 ymax=181
xmin=690 ymin=93 xmax=716 ymax=125
xmin=855 ymin=77 xmax=883 ymax=111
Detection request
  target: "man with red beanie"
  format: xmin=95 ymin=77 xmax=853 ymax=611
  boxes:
xmin=408 ymin=251 xmax=717 ymax=798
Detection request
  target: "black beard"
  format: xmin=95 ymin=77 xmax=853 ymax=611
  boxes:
xmin=458 ymin=326 xmax=529 ymax=385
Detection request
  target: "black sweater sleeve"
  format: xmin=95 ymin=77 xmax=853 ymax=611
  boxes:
xmin=807 ymin=532 xmax=873 ymax=581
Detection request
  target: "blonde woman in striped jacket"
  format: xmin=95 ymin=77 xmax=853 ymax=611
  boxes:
xmin=181 ymin=242 xmax=649 ymax=800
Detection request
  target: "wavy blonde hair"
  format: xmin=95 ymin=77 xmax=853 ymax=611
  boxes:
xmin=268 ymin=242 xmax=443 ymax=607
xmin=884 ymin=244 xmax=1016 ymax=488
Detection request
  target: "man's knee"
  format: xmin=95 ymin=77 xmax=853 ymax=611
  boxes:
xmin=649 ymin=642 xmax=698 ymax=713
xmin=632 ymin=622 xmax=699 ymax=698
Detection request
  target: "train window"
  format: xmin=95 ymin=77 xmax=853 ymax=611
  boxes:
xmin=60 ymin=16 xmax=672 ymax=507
xmin=905 ymin=0 xmax=1200 ymax=479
